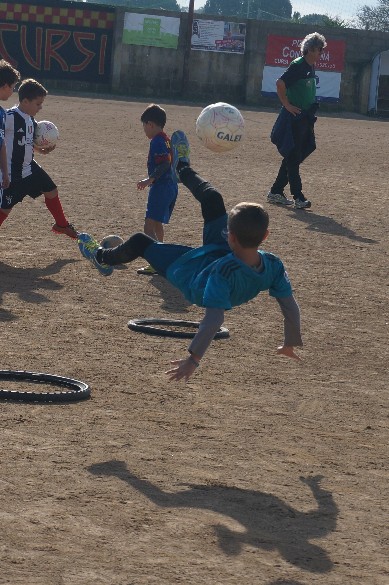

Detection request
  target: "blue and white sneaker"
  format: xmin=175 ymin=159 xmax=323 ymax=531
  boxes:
xmin=77 ymin=232 xmax=114 ymax=276
xmin=171 ymin=130 xmax=190 ymax=183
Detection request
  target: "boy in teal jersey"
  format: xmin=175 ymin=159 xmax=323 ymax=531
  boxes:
xmin=78 ymin=133 xmax=303 ymax=382
xmin=267 ymin=32 xmax=327 ymax=209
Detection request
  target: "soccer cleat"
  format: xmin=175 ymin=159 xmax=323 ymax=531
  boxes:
xmin=77 ymin=232 xmax=113 ymax=276
xmin=52 ymin=223 xmax=78 ymax=239
xmin=294 ymin=196 xmax=312 ymax=209
xmin=267 ymin=191 xmax=293 ymax=206
xmin=137 ymin=264 xmax=158 ymax=275
xmin=171 ymin=130 xmax=190 ymax=183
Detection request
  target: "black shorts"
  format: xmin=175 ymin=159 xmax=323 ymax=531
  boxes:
xmin=0 ymin=161 xmax=57 ymax=210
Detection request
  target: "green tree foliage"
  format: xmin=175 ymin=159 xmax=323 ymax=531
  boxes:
xmin=357 ymin=0 xmax=389 ymax=31
xmin=203 ymin=0 xmax=292 ymax=21
xmin=81 ymin=0 xmax=181 ymax=9
xmin=127 ymin=0 xmax=181 ymax=8
xmin=294 ymin=13 xmax=348 ymax=27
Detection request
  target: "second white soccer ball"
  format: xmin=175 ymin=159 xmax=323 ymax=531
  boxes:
xmin=34 ymin=120 xmax=59 ymax=148
xmin=195 ymin=102 xmax=244 ymax=153
xmin=100 ymin=234 xmax=124 ymax=249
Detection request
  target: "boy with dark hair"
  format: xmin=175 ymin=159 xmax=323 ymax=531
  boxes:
xmin=0 ymin=60 xmax=21 ymax=193
xmin=0 ymin=78 xmax=78 ymax=239
xmin=78 ymin=133 xmax=303 ymax=382
xmin=136 ymin=103 xmax=178 ymax=274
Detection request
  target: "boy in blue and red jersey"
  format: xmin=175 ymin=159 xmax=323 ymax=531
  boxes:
xmin=136 ymin=104 xmax=178 ymax=274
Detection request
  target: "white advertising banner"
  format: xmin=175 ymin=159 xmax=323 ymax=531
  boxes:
xmin=262 ymin=66 xmax=342 ymax=103
xmin=191 ymin=19 xmax=246 ymax=54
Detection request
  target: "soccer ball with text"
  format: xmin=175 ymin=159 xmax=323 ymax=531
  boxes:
xmin=195 ymin=102 xmax=245 ymax=153
xmin=34 ymin=120 xmax=59 ymax=149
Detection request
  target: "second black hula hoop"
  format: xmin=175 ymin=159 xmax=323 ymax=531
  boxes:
xmin=0 ymin=370 xmax=90 ymax=403
xmin=128 ymin=318 xmax=230 ymax=339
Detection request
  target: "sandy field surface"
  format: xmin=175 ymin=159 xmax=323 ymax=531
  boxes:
xmin=0 ymin=95 xmax=388 ymax=585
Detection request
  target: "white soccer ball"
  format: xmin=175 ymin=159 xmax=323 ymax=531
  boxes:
xmin=100 ymin=234 xmax=124 ymax=249
xmin=195 ymin=102 xmax=245 ymax=153
xmin=34 ymin=120 xmax=59 ymax=148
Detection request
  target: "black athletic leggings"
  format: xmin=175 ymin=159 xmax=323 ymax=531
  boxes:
xmin=97 ymin=165 xmax=226 ymax=266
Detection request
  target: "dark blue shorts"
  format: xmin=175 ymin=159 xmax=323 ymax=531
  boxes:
xmin=144 ymin=213 xmax=229 ymax=277
xmin=145 ymin=181 xmax=178 ymax=224
xmin=0 ymin=161 xmax=56 ymax=210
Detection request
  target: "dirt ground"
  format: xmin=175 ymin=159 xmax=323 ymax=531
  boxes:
xmin=0 ymin=95 xmax=388 ymax=585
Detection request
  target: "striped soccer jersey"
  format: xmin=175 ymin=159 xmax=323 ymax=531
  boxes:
xmin=5 ymin=106 xmax=36 ymax=182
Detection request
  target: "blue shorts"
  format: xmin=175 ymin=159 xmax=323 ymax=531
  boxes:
xmin=145 ymin=181 xmax=178 ymax=224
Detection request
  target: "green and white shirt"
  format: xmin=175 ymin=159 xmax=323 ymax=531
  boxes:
xmin=280 ymin=56 xmax=316 ymax=111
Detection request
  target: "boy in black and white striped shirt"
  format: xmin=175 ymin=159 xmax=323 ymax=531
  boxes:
xmin=0 ymin=78 xmax=78 ymax=239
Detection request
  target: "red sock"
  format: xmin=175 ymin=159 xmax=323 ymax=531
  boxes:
xmin=0 ymin=210 xmax=9 ymax=226
xmin=45 ymin=195 xmax=68 ymax=226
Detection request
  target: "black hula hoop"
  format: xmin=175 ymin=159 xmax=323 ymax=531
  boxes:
xmin=0 ymin=370 xmax=90 ymax=403
xmin=128 ymin=318 xmax=230 ymax=339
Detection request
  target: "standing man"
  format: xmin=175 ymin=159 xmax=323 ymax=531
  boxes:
xmin=267 ymin=32 xmax=327 ymax=209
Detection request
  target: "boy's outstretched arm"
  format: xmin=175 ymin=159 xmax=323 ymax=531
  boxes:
xmin=275 ymin=295 xmax=303 ymax=361
xmin=165 ymin=307 xmax=225 ymax=382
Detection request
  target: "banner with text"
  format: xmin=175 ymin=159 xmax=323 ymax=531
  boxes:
xmin=261 ymin=34 xmax=346 ymax=103
xmin=191 ymin=19 xmax=246 ymax=54
xmin=123 ymin=13 xmax=180 ymax=49
xmin=0 ymin=2 xmax=114 ymax=83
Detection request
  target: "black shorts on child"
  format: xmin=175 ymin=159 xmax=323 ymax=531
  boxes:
xmin=0 ymin=161 xmax=57 ymax=210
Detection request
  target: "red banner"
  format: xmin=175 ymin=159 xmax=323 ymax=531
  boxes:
xmin=265 ymin=35 xmax=346 ymax=72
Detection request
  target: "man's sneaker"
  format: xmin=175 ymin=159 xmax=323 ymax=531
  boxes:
xmin=52 ymin=223 xmax=78 ymax=239
xmin=171 ymin=130 xmax=190 ymax=183
xmin=267 ymin=191 xmax=293 ymax=206
xmin=77 ymin=232 xmax=113 ymax=276
xmin=137 ymin=264 xmax=158 ymax=275
xmin=294 ymin=196 xmax=312 ymax=209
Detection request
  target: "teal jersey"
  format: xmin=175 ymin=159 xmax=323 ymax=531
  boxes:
xmin=166 ymin=244 xmax=292 ymax=310
xmin=281 ymin=56 xmax=316 ymax=111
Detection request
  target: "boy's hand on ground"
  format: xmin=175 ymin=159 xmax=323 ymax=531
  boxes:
xmin=277 ymin=345 xmax=302 ymax=361
xmin=165 ymin=358 xmax=198 ymax=382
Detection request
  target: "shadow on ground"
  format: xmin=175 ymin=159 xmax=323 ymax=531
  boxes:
xmin=88 ymin=460 xmax=338 ymax=574
xmin=286 ymin=208 xmax=377 ymax=243
xmin=0 ymin=259 xmax=76 ymax=321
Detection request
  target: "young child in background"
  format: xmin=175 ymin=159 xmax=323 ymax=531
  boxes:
xmin=78 ymin=133 xmax=303 ymax=382
xmin=0 ymin=78 xmax=78 ymax=239
xmin=0 ymin=60 xmax=21 ymax=195
xmin=136 ymin=104 xmax=178 ymax=274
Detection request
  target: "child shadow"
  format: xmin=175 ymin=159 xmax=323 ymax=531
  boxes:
xmin=88 ymin=460 xmax=337 ymax=574
xmin=288 ymin=209 xmax=377 ymax=244
xmin=0 ymin=259 xmax=76 ymax=321
xmin=148 ymin=275 xmax=192 ymax=313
